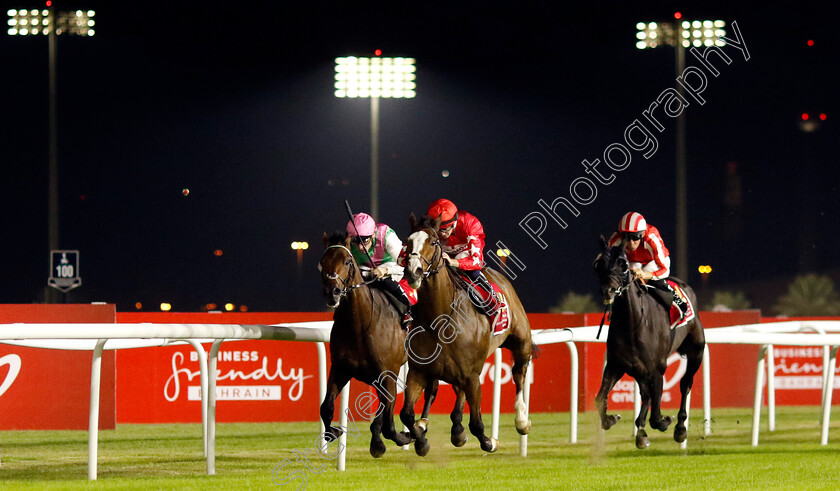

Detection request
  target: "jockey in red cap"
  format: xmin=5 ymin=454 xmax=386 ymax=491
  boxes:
xmin=346 ymin=212 xmax=416 ymax=329
xmin=607 ymin=211 xmax=686 ymax=317
xmin=426 ymin=199 xmax=501 ymax=319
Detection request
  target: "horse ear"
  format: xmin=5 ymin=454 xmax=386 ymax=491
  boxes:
xmin=599 ymin=234 xmax=608 ymax=251
xmin=343 ymin=234 xmax=351 ymax=247
xmin=433 ymin=215 xmax=442 ymax=230
xmin=322 ymin=232 xmax=330 ymax=248
xmin=409 ymin=212 xmax=417 ymax=231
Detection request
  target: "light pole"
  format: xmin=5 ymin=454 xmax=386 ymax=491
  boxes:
xmin=635 ymin=15 xmax=725 ymax=281
xmin=334 ymin=55 xmax=416 ymax=221
xmin=291 ymin=241 xmax=309 ymax=268
xmin=7 ymin=6 xmax=96 ymax=301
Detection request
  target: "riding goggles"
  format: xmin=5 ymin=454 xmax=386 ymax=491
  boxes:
xmin=622 ymin=231 xmax=644 ymax=241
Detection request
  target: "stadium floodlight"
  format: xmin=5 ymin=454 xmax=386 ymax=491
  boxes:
xmin=634 ymin=16 xmax=726 ymax=281
xmin=334 ymin=55 xmax=416 ymax=220
xmin=7 ymin=5 xmax=96 ymax=302
xmin=334 ymin=56 xmax=416 ymax=98
xmin=7 ymin=8 xmax=95 ymax=36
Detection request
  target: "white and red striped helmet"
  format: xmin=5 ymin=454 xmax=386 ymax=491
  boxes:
xmin=618 ymin=212 xmax=647 ymax=233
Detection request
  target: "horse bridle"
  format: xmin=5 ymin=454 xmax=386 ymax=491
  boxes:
xmin=596 ymin=250 xmax=633 ymax=339
xmin=409 ymin=232 xmax=445 ymax=278
xmin=319 ymin=245 xmax=372 ymax=299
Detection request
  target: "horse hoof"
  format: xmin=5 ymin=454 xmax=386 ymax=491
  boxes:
xmin=516 ymin=419 xmax=532 ymax=436
xmin=657 ymin=416 xmax=673 ymax=432
xmin=635 ymin=429 xmax=650 ymax=449
xmin=399 ymin=431 xmax=415 ymax=444
xmin=486 ymin=437 xmax=499 ymax=453
xmin=393 ymin=432 xmax=412 ymax=447
xmin=451 ymin=431 xmax=467 ymax=447
xmin=417 ymin=418 xmax=430 ymax=434
xmin=674 ymin=426 xmax=687 ymax=443
xmin=414 ymin=438 xmax=430 ymax=457
xmin=601 ymin=414 xmax=621 ymax=430
xmin=370 ymin=441 xmax=387 ymax=458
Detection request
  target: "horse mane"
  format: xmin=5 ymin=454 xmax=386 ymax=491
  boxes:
xmin=413 ymin=215 xmax=440 ymax=238
xmin=326 ymin=231 xmax=347 ymax=247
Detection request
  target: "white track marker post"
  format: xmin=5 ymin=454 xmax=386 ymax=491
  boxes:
xmin=566 ymin=341 xmax=579 ymax=443
xmin=766 ymin=345 xmax=776 ymax=432
xmin=316 ymin=342 xmax=327 ymax=437
xmin=633 ymin=382 xmax=641 ymax=437
xmin=702 ymin=345 xmax=711 ymax=436
xmin=492 ymin=348 xmax=502 ymax=440
xmin=182 ymin=340 xmax=209 ymax=456
xmin=337 ymin=383 xmax=350 ymax=471
xmin=207 ymin=339 xmax=224 ymax=475
xmin=751 ymin=345 xmax=768 ymax=446
xmin=399 ymin=362 xmax=410 ymax=450
xmin=520 ymin=362 xmax=531 ymax=457
xmin=87 ymin=339 xmax=107 ymax=480
xmin=821 ymin=346 xmax=838 ymax=445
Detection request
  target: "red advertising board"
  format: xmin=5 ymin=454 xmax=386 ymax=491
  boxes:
xmin=0 ymin=304 xmax=116 ymax=430
xmin=579 ymin=310 xmax=764 ymax=411
xmin=762 ymin=317 xmax=840 ymax=406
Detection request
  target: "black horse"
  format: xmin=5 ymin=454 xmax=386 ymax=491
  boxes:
xmin=593 ymin=236 xmax=705 ymax=448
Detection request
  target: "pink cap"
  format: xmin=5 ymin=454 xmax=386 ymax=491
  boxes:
xmin=347 ymin=213 xmax=376 ymax=237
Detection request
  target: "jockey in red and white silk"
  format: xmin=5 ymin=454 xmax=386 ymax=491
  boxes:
xmin=443 ymin=213 xmax=486 ymax=271
xmin=607 ymin=211 xmax=685 ymax=318
xmin=427 ymin=199 xmax=502 ymax=320
xmin=607 ymin=224 xmax=671 ymax=280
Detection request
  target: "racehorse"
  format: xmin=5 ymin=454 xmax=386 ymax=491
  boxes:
xmin=400 ymin=215 xmax=534 ymax=456
xmin=318 ymin=232 xmax=438 ymax=458
xmin=593 ymin=236 xmax=705 ymax=448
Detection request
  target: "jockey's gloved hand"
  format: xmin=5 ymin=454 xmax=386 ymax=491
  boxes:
xmin=372 ymin=266 xmax=388 ymax=279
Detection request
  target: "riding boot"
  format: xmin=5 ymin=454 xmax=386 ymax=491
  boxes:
xmin=468 ymin=271 xmax=501 ymax=317
xmin=672 ymin=292 xmax=687 ymax=319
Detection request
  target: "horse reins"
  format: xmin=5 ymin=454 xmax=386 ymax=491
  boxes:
xmin=320 ymin=245 xmax=377 ymax=300
xmin=409 ymin=236 xmax=445 ymax=278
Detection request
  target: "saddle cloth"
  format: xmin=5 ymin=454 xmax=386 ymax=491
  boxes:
xmin=398 ymin=278 xmax=418 ymax=305
xmin=460 ymin=276 xmax=510 ymax=336
xmin=666 ymin=280 xmax=695 ymax=329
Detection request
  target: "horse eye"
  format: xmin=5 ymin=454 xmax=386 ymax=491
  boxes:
xmin=345 ymin=259 xmax=352 ymax=266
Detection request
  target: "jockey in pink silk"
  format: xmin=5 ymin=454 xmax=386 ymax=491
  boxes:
xmin=347 ymin=213 xmax=416 ymax=329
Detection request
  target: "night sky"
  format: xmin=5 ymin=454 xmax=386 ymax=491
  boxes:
xmin=1 ymin=1 xmax=837 ymax=313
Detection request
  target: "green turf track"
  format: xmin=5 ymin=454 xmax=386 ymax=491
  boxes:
xmin=0 ymin=406 xmax=838 ymax=489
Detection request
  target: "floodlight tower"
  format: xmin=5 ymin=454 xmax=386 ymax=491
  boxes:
xmin=635 ymin=15 xmax=726 ymax=281
xmin=7 ymin=6 xmax=95 ymax=301
xmin=334 ymin=55 xmax=416 ymax=221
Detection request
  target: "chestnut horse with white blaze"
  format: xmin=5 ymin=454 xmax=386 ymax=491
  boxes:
xmin=400 ymin=215 xmax=534 ymax=456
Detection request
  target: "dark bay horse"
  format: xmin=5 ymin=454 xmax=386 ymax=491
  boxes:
xmin=318 ymin=232 xmax=437 ymax=458
xmin=593 ymin=236 xmax=705 ymax=448
xmin=400 ymin=215 xmax=534 ymax=456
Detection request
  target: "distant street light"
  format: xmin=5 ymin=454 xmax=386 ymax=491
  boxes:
xmin=635 ymin=15 xmax=726 ymax=281
xmin=334 ymin=55 xmax=416 ymax=220
xmin=291 ymin=241 xmax=309 ymax=267
xmin=7 ymin=6 xmax=96 ymax=301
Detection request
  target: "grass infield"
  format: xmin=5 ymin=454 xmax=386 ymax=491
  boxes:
xmin=0 ymin=406 xmax=838 ymax=489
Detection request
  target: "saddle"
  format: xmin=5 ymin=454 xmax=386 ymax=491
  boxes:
xmin=643 ymin=279 xmax=695 ymax=329
xmin=454 ymin=271 xmax=510 ymax=335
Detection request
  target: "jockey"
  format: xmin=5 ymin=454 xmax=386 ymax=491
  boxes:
xmin=607 ymin=211 xmax=687 ymax=317
xmin=426 ymin=199 xmax=501 ymax=317
xmin=346 ymin=213 xmax=416 ymax=329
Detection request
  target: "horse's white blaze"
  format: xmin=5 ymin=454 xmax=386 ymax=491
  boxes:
xmin=407 ymin=231 xmax=429 ymax=274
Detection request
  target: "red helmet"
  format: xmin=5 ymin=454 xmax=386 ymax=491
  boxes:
xmin=427 ymin=199 xmax=458 ymax=229
xmin=618 ymin=212 xmax=647 ymax=233
xmin=346 ymin=213 xmax=376 ymax=237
